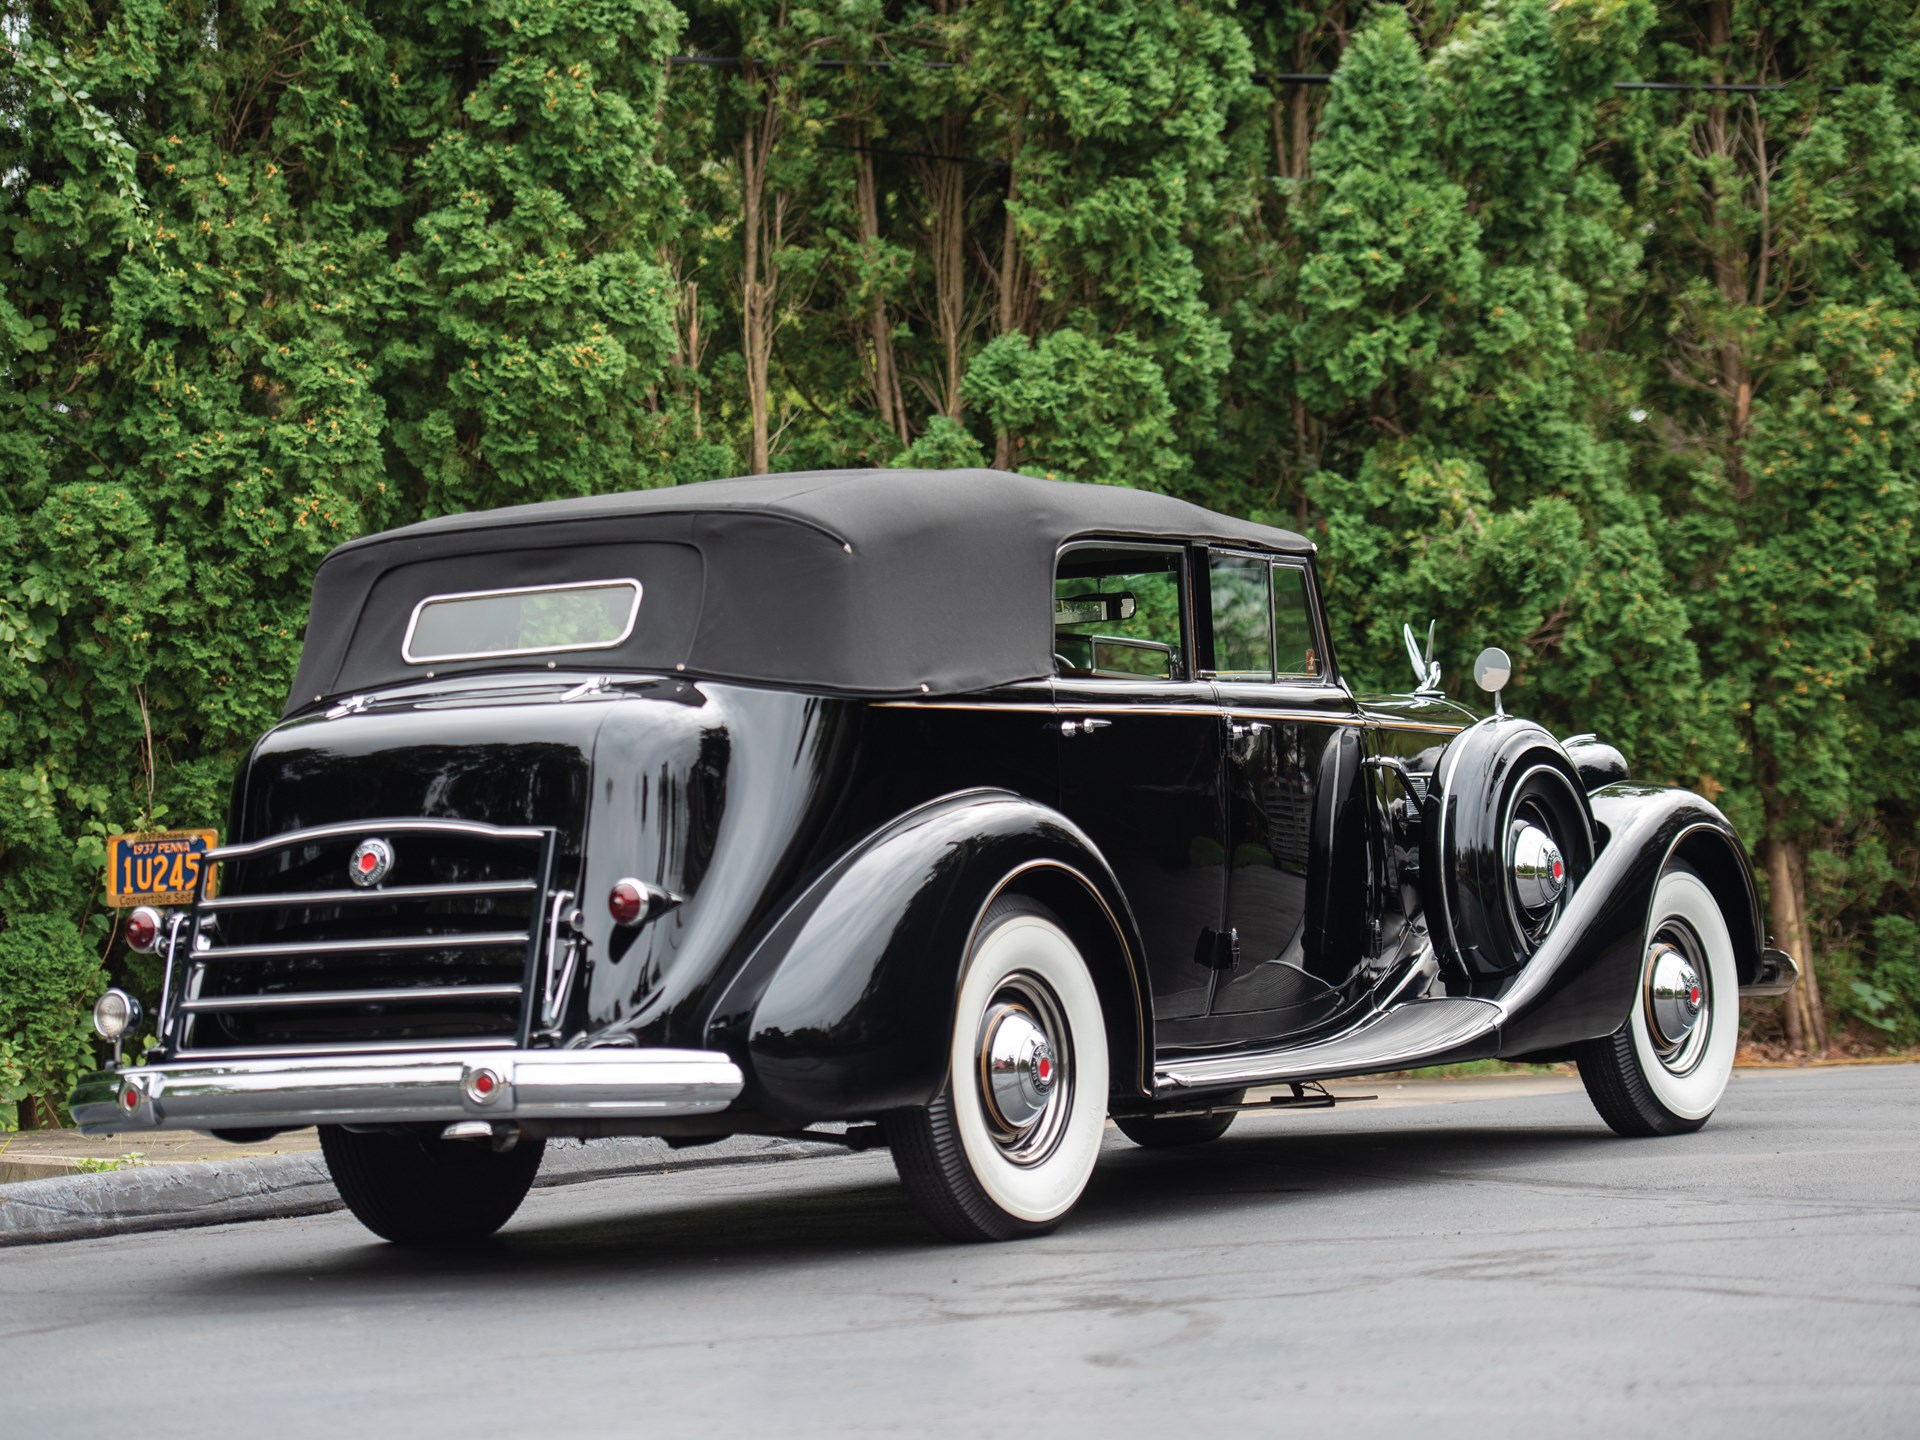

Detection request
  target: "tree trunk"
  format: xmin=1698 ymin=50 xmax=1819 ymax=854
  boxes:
xmin=738 ymin=75 xmax=781 ymax=475
xmin=853 ymin=143 xmax=908 ymax=442
xmin=923 ymin=110 xmax=971 ymax=423
xmin=991 ymin=103 xmax=1031 ymax=470
xmin=1765 ymin=834 xmax=1826 ymax=1053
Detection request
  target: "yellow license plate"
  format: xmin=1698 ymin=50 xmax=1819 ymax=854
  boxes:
xmin=106 ymin=830 xmax=219 ymax=907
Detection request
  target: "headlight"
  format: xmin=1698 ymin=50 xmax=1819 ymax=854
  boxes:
xmin=93 ymin=988 xmax=142 ymax=1041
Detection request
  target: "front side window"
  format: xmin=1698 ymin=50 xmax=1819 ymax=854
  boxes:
xmin=1054 ymin=546 xmax=1186 ymax=680
xmin=1209 ymin=554 xmax=1272 ymax=679
xmin=1272 ymin=564 xmax=1321 ymax=678
xmin=403 ymin=579 xmax=642 ymax=664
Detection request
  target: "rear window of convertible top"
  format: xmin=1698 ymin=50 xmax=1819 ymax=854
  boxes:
xmin=402 ymin=579 xmax=642 ymax=664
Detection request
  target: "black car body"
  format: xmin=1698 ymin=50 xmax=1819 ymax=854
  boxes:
xmin=75 ymin=469 xmax=1799 ymax=1243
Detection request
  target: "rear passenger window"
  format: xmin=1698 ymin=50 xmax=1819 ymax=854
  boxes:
xmin=1273 ymin=565 xmax=1321 ymax=677
xmin=1209 ymin=555 xmax=1272 ymax=679
xmin=1054 ymin=546 xmax=1186 ymax=680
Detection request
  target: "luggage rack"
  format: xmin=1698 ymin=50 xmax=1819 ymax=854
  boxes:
xmin=157 ymin=818 xmax=564 ymax=1060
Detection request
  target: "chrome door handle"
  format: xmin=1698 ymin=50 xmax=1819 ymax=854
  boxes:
xmin=1228 ymin=720 xmax=1270 ymax=739
xmin=1060 ymin=718 xmax=1113 ymax=737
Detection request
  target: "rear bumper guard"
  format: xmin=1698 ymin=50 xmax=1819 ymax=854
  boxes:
xmin=71 ymin=1048 xmax=745 ymax=1136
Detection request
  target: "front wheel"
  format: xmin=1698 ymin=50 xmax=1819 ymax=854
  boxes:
xmin=886 ymin=897 xmax=1109 ymax=1242
xmin=1576 ymin=865 xmax=1739 ymax=1137
xmin=319 ymin=1126 xmax=545 ymax=1245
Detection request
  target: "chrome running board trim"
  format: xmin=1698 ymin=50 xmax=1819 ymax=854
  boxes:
xmin=1154 ymin=998 xmax=1500 ymax=1091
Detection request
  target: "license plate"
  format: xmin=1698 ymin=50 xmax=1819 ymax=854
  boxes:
xmin=106 ymin=830 xmax=219 ymax=907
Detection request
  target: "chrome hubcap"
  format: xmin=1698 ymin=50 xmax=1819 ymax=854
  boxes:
xmin=982 ymin=1005 xmax=1055 ymax=1130
xmin=1510 ymin=824 xmax=1566 ymax=911
xmin=975 ymin=974 xmax=1071 ymax=1166
xmin=1644 ymin=927 xmax=1711 ymax=1074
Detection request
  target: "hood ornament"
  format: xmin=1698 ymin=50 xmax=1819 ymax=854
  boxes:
xmin=1403 ymin=620 xmax=1442 ymax=694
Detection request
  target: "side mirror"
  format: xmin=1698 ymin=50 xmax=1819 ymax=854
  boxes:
xmin=1473 ymin=646 xmax=1512 ymax=717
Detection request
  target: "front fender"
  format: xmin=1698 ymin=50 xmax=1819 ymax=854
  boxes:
xmin=1495 ymin=783 xmax=1763 ymax=1057
xmin=705 ymin=789 xmax=1149 ymax=1124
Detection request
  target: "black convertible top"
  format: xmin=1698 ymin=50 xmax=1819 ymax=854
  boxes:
xmin=285 ymin=468 xmax=1312 ymax=713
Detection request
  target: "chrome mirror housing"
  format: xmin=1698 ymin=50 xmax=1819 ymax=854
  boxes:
xmin=1473 ymin=646 xmax=1512 ymax=717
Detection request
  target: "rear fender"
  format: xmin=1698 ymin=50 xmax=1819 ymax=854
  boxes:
xmin=705 ymin=789 xmax=1150 ymax=1124
xmin=1495 ymin=783 xmax=1763 ymax=1057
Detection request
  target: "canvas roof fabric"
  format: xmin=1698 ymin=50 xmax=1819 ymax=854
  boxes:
xmin=284 ymin=468 xmax=1314 ymax=714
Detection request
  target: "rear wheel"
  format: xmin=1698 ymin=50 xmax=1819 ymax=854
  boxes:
xmin=1576 ymin=865 xmax=1738 ymax=1137
xmin=886 ymin=897 xmax=1108 ymax=1242
xmin=319 ymin=1126 xmax=545 ymax=1245
xmin=1113 ymin=1090 xmax=1245 ymax=1148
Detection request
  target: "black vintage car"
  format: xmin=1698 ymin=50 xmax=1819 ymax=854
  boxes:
xmin=76 ymin=469 xmax=1798 ymax=1244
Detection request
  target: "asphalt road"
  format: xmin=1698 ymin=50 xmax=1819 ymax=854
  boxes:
xmin=5 ymin=1065 xmax=1915 ymax=1439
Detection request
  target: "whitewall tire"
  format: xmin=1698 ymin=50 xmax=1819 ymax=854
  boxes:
xmin=1577 ymin=865 xmax=1739 ymax=1136
xmin=886 ymin=897 xmax=1108 ymax=1241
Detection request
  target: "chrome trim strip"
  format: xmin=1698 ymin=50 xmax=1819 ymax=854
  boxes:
xmin=206 ymin=818 xmax=547 ymax=863
xmin=180 ymin=984 xmax=525 ymax=1013
xmin=173 ymin=1037 xmax=520 ymax=1059
xmin=401 ymin=577 xmax=643 ymax=665
xmin=871 ymin=699 xmax=1056 ymax=712
xmin=197 ymin=931 xmax=530 ymax=961
xmin=201 ymin=879 xmax=538 ymax=911
xmin=73 ymin=1047 xmax=747 ymax=1134
xmin=872 ymin=699 xmax=1373 ymax=724
xmin=1361 ymin=718 xmax=1469 ymax=735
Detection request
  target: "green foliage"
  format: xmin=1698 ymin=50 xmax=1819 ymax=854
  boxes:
xmin=4 ymin=0 xmax=1918 ymax=1056
xmin=2 ymin=0 xmax=686 ymax=1054
xmin=0 ymin=914 xmax=102 ymax=1128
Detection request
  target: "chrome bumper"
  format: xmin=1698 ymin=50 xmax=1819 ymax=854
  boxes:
xmin=71 ymin=1048 xmax=746 ymax=1136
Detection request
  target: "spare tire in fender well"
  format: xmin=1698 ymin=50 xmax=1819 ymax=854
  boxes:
xmin=1422 ymin=718 xmax=1596 ymax=989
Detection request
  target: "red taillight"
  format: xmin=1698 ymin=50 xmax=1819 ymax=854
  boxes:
xmin=122 ymin=1086 xmax=140 ymax=1112
xmin=125 ymin=906 xmax=162 ymax=954
xmin=609 ymin=879 xmax=649 ymax=927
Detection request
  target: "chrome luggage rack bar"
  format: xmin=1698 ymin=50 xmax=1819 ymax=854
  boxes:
xmin=159 ymin=818 xmax=561 ymax=1059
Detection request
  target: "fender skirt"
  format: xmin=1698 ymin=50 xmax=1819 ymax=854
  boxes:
xmin=705 ymin=789 xmax=1150 ymax=1124
xmin=1494 ymin=783 xmax=1764 ymax=1058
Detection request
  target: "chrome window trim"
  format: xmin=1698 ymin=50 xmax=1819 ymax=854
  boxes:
xmin=400 ymin=577 xmax=643 ymax=666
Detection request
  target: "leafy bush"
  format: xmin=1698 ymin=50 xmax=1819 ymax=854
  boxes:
xmin=0 ymin=915 xmax=104 ymax=1130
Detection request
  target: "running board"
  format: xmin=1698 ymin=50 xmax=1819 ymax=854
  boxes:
xmin=1154 ymin=998 xmax=1501 ymax=1092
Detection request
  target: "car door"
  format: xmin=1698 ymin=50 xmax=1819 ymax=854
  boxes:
xmin=1205 ymin=553 xmax=1375 ymax=1041
xmin=1053 ymin=542 xmax=1227 ymax=1021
